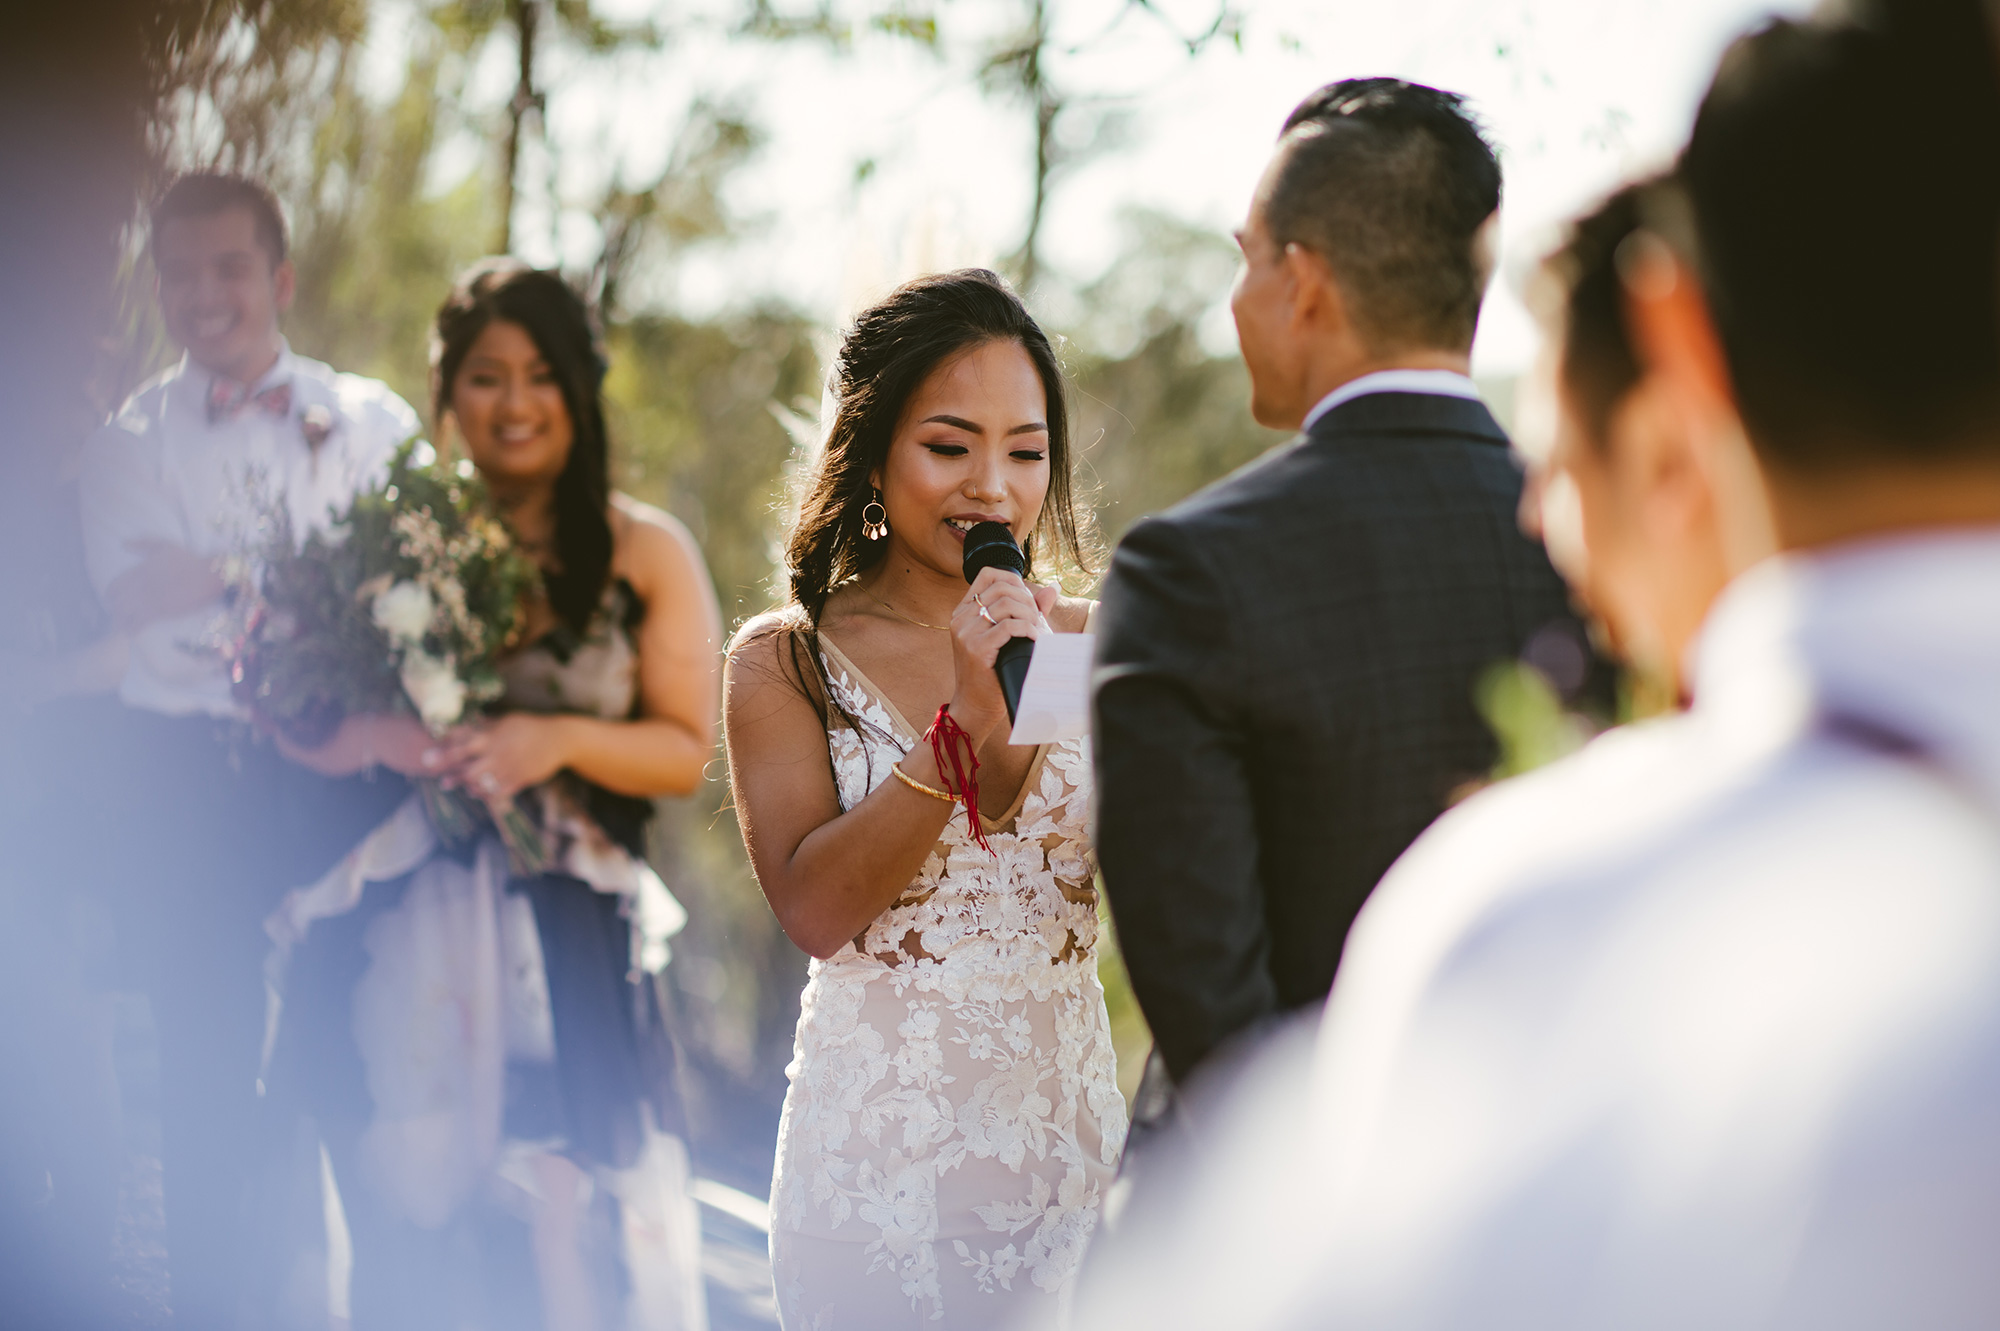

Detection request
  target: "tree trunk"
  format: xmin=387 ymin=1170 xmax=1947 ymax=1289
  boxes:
xmin=499 ymin=0 xmax=541 ymax=254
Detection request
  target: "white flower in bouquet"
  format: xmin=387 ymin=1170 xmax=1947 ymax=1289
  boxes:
xmin=372 ymin=579 xmax=435 ymax=646
xmin=400 ymin=648 xmax=468 ymax=732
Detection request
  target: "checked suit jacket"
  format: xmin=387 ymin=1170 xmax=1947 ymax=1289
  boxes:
xmin=1092 ymin=389 xmax=1585 ymax=1086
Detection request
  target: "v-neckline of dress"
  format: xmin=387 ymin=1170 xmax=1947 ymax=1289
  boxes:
xmin=817 ymin=632 xmax=1052 ymax=835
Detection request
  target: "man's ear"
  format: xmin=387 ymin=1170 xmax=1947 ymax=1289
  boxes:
xmin=1622 ymin=235 xmax=1776 ymax=574
xmin=1622 ymin=380 xmax=1707 ymax=541
xmin=1470 ymin=211 xmax=1502 ymax=295
xmin=1282 ymin=241 xmax=1345 ymax=336
xmin=273 ymin=258 xmax=297 ymax=315
xmin=1621 ymin=236 xmax=1732 ymax=427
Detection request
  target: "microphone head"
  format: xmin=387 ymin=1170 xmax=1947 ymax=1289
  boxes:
xmin=961 ymin=521 xmax=1026 ymax=584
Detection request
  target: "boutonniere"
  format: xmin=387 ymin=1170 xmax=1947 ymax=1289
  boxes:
xmin=300 ymin=404 xmax=335 ymax=478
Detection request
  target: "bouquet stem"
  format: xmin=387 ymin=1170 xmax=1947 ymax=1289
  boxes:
xmin=417 ymin=778 xmax=550 ymax=876
xmin=492 ymin=797 xmax=551 ymax=877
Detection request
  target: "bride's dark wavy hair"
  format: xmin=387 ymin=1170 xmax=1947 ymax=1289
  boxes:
xmin=774 ymin=268 xmax=1093 ymax=737
xmin=431 ymin=258 xmax=613 ymax=636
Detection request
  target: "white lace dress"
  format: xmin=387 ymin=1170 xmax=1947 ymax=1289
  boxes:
xmin=769 ymin=639 xmax=1129 ymax=1329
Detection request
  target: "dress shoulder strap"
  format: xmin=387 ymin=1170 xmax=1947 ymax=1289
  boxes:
xmin=816 ymin=634 xmax=920 ymax=747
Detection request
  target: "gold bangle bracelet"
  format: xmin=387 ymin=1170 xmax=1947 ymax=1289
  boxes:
xmin=891 ymin=763 xmax=957 ymax=804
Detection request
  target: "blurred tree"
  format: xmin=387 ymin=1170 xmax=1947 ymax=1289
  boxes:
xmin=490 ymin=0 xmax=666 ymax=253
xmin=1066 ymin=209 xmax=1284 ymax=546
xmin=605 ymin=308 xmax=823 ymax=1181
xmin=980 ymin=0 xmax=1242 ymax=290
xmin=111 ymin=0 xmax=1304 ymax=1203
xmin=590 ymin=99 xmax=763 ymax=319
xmin=143 ymin=0 xmax=369 ymax=183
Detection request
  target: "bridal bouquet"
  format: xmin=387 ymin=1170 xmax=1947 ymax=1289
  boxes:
xmin=214 ymin=439 xmax=548 ymax=868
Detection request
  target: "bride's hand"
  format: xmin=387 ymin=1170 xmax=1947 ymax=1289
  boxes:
xmin=947 ymin=568 xmax=1055 ymax=746
xmin=435 ymin=713 xmax=572 ymax=802
xmin=275 ymin=712 xmax=441 ymax=778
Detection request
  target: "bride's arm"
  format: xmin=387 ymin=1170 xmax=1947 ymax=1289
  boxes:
xmin=438 ymin=500 xmax=721 ymax=801
xmin=724 ymin=620 xmax=955 ymax=959
xmin=725 ymin=569 xmax=1048 ymax=960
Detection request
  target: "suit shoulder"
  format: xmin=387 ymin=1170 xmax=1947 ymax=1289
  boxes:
xmin=1155 ymin=435 xmax=1322 ymax=526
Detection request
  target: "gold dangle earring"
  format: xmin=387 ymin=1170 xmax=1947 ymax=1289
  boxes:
xmin=861 ymin=487 xmax=889 ymax=541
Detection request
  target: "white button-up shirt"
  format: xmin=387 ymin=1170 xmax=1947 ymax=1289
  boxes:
xmin=78 ymin=344 xmax=419 ymax=718
xmin=1079 ymin=529 xmax=2000 ymax=1331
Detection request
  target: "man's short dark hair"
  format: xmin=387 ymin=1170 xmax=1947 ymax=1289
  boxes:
xmin=1265 ymin=78 xmax=1501 ymax=355
xmin=1538 ymin=181 xmax=1653 ymax=447
xmin=1684 ymin=1 xmax=2000 ymax=467
xmin=150 ymin=171 xmax=289 ymax=267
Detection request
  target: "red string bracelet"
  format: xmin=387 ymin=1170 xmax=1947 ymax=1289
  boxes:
xmin=926 ymin=704 xmax=992 ymax=854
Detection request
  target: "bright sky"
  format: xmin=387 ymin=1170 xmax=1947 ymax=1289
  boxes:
xmin=391 ymin=0 xmax=1812 ymax=376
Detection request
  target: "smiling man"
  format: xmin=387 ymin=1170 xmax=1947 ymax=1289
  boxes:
xmin=75 ymin=171 xmax=417 ymax=1326
xmin=1090 ymin=79 xmax=1587 ymax=1151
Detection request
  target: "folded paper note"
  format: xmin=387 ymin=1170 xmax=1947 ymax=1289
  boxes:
xmin=1009 ymin=632 xmax=1096 ymax=745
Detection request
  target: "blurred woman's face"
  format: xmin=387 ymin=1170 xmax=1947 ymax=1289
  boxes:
xmin=448 ymin=319 xmax=574 ymax=491
xmin=872 ymin=338 xmax=1053 ymax=582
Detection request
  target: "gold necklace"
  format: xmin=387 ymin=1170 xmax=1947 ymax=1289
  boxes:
xmin=874 ymin=594 xmax=950 ymax=632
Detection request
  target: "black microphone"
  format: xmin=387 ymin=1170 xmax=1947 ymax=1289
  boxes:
xmin=961 ymin=521 xmax=1035 ymax=725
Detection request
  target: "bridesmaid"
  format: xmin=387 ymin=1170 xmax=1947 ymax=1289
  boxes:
xmin=273 ymin=259 xmax=720 ymax=1331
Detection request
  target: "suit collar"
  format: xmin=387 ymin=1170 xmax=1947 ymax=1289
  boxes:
xmin=1305 ymin=390 xmax=1509 ymax=446
xmin=1301 ymin=368 xmax=1480 ymax=431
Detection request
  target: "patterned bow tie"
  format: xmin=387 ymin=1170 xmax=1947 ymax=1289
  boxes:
xmin=206 ymin=377 xmax=293 ymax=424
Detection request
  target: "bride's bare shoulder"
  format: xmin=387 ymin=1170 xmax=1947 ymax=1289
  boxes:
xmin=728 ymin=605 xmax=806 ymax=665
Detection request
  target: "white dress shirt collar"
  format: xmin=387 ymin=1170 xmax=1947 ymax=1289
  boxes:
xmin=1692 ymin=526 xmax=2000 ymax=805
xmin=1300 ymin=368 xmax=1482 ymax=434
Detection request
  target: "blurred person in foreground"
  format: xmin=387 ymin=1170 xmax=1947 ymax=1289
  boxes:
xmin=0 ymin=398 xmax=134 ymax=1320
xmin=726 ymin=270 xmax=1124 ymax=1328
xmin=1513 ymin=179 xmax=1733 ymax=706
xmin=268 ymin=259 xmax=720 ymax=1331
xmin=1074 ymin=169 xmax=1734 ymax=1331
xmin=75 ymin=170 xmax=417 ymax=1327
xmin=1083 ymin=2 xmax=2000 ymax=1327
xmin=1090 ymin=79 xmax=1587 ymax=1143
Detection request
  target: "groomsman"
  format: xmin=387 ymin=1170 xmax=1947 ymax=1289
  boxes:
xmin=1092 ymin=80 xmax=1584 ymax=1117
xmin=77 ymin=172 xmax=414 ymax=1326
xmin=1083 ymin=3 xmax=2000 ymax=1327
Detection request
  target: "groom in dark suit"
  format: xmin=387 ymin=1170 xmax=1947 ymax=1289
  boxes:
xmin=1093 ymin=79 xmax=1584 ymax=1116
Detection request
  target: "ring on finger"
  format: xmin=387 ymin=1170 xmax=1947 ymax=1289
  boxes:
xmin=478 ymin=772 xmax=499 ymax=793
xmin=979 ymin=605 xmax=997 ymax=626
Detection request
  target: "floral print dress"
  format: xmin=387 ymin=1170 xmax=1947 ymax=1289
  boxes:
xmin=769 ymin=638 xmax=1129 ymax=1329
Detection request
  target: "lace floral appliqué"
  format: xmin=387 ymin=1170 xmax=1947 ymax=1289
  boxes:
xmin=770 ymin=653 xmax=1128 ymax=1325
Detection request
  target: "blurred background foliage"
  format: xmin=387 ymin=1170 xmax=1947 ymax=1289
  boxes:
xmin=113 ymin=0 xmax=1327 ymax=1183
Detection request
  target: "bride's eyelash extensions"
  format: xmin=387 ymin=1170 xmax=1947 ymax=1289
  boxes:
xmin=919 ymin=443 xmax=1045 ymax=460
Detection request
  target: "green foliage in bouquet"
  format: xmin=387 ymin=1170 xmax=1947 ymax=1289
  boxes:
xmin=222 ymin=438 xmax=538 ymax=745
xmin=217 ymin=439 xmax=551 ymax=871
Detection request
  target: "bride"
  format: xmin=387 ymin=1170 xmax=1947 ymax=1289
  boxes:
xmin=725 ymin=268 xmax=1127 ymax=1328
